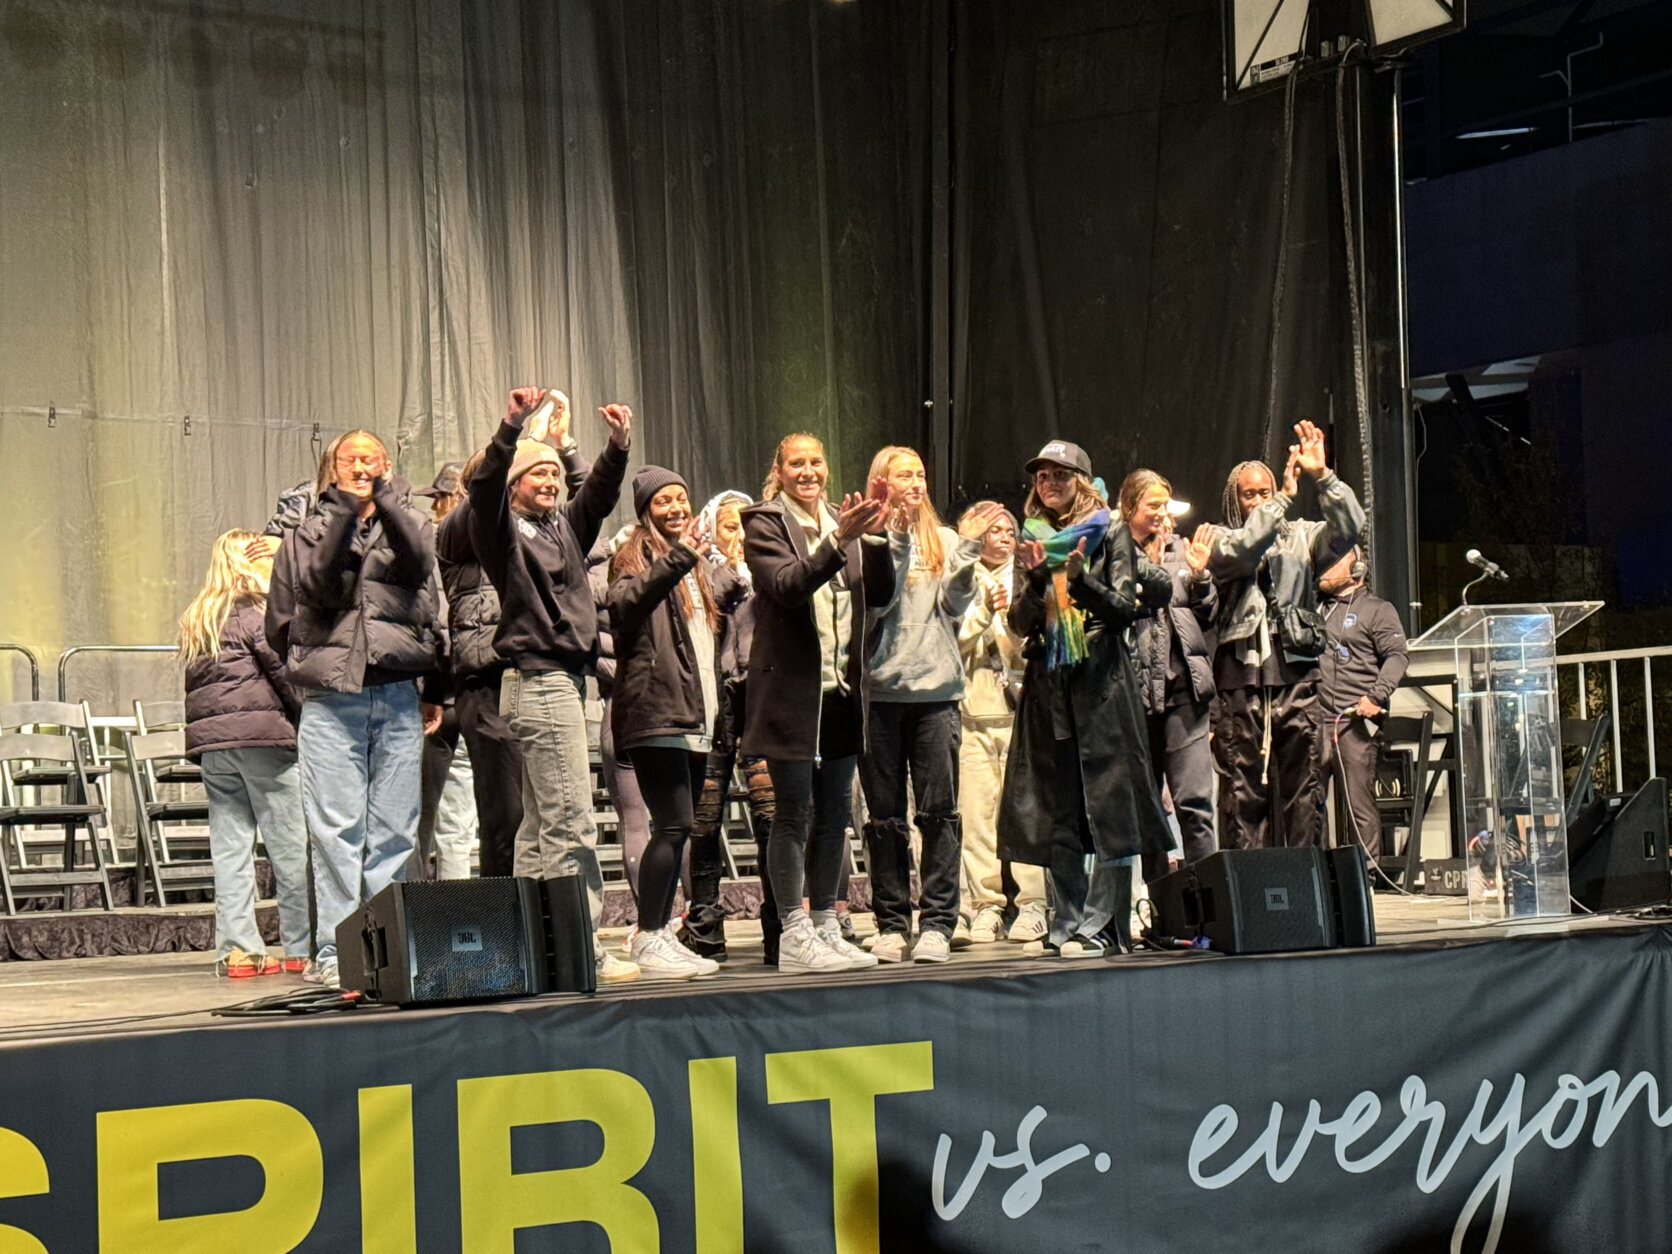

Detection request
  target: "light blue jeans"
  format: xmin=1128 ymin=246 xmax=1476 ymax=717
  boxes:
xmin=299 ymin=682 xmax=423 ymax=961
xmin=502 ymin=668 xmax=603 ymax=936
xmin=199 ymin=747 xmax=310 ymax=959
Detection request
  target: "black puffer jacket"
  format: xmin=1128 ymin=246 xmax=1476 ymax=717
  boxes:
xmin=185 ymin=601 xmax=300 ymax=758
xmin=607 ymin=540 xmax=745 ymax=750
xmin=437 ymin=498 xmax=502 ymax=680
xmin=265 ymin=477 xmax=443 ymax=693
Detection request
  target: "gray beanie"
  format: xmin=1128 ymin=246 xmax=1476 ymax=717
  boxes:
xmin=633 ymin=465 xmax=689 ymax=518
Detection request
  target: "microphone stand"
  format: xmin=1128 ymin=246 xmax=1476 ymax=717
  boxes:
xmin=1460 ymin=571 xmax=1491 ymax=606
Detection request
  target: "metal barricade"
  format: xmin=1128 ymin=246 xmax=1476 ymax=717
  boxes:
xmin=1558 ymin=645 xmax=1672 ymax=794
xmin=58 ymin=644 xmax=179 ymax=702
xmin=0 ymin=643 xmax=41 ymax=701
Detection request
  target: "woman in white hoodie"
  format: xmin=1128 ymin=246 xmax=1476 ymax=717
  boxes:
xmin=860 ymin=446 xmax=1005 ymax=963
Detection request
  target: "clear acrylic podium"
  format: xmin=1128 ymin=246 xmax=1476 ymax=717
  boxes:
xmin=1410 ymin=602 xmax=1601 ymax=921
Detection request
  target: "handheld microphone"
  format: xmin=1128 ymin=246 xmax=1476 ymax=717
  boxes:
xmin=1465 ymin=548 xmax=1510 ymax=582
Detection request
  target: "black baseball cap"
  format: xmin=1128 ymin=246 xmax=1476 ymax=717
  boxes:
xmin=1025 ymin=440 xmax=1093 ymax=478
xmin=414 ymin=462 xmax=463 ymax=498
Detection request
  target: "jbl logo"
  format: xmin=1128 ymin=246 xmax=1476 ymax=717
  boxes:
xmin=1264 ymin=887 xmax=1289 ymax=912
xmin=452 ymin=928 xmax=483 ymax=952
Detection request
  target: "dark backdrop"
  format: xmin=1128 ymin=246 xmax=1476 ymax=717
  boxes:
xmin=0 ymin=0 xmax=1400 ymax=697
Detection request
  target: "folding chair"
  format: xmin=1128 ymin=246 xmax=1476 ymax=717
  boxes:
xmin=0 ymin=700 xmax=118 ymax=863
xmin=0 ymin=731 xmax=114 ymax=913
xmin=1377 ymin=712 xmax=1435 ymax=889
xmin=125 ymin=730 xmax=214 ymax=906
xmin=133 ymin=701 xmax=202 ymax=785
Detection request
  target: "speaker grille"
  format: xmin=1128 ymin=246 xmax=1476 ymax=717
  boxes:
xmin=404 ymin=879 xmax=535 ymax=1002
xmin=1215 ymin=849 xmax=1334 ymax=952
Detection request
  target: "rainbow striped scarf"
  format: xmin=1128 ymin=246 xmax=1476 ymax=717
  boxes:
xmin=1022 ymin=508 xmax=1110 ymax=669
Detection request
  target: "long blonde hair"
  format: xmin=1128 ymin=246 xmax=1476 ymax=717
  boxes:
xmin=178 ymin=530 xmax=270 ymax=664
xmin=868 ymin=444 xmax=946 ymax=575
xmin=761 ymin=432 xmax=825 ymax=503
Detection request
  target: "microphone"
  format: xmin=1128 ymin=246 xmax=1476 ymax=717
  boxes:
xmin=1465 ymin=548 xmax=1510 ymax=582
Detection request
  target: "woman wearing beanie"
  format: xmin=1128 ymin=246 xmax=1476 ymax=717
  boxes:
xmin=860 ymin=448 xmax=1006 ymax=963
xmin=182 ymin=530 xmax=311 ymax=976
xmin=741 ymin=434 xmax=890 ymax=975
xmin=608 ymin=466 xmax=747 ymax=979
xmin=1120 ymin=471 xmax=1220 ymax=882
xmin=997 ymin=441 xmax=1173 ymax=957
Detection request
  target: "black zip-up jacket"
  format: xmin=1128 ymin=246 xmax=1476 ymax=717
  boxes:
xmin=185 ymin=601 xmax=301 ymax=758
xmin=265 ymin=477 xmax=442 ymax=693
xmin=468 ymin=421 xmax=627 ymax=674
xmin=1133 ymin=532 xmax=1218 ymax=712
xmin=607 ymin=541 xmax=745 ymax=750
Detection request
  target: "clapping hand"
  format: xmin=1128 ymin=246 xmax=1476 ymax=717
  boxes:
xmin=1293 ymin=419 xmax=1327 ymax=479
xmin=834 ymin=492 xmax=887 ymax=543
xmin=599 ymin=403 xmax=633 ymax=450
xmin=1281 ymin=444 xmax=1301 ymax=496
xmin=986 ymin=580 xmax=1010 ymax=613
xmin=1184 ymin=524 xmax=1215 ymax=575
xmin=1019 ymin=539 xmax=1048 ymax=571
xmin=1064 ymin=538 xmax=1088 ymax=580
xmin=526 ymin=390 xmax=571 ymax=446
xmin=957 ymin=501 xmax=1008 ymax=542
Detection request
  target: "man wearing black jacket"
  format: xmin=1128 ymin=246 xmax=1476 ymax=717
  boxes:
xmin=266 ymin=429 xmax=442 ymax=987
xmin=468 ymin=386 xmax=634 ymax=982
xmin=1318 ymin=547 xmax=1409 ymax=868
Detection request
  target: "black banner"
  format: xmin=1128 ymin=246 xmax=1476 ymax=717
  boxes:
xmin=3 ymin=925 xmax=1670 ymax=1252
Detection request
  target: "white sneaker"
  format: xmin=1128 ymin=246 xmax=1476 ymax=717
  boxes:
xmin=618 ymin=925 xmax=640 ymax=957
xmin=969 ymin=906 xmax=1006 ymax=943
xmin=629 ymin=929 xmax=703 ymax=981
xmin=951 ymin=916 xmax=974 ymax=950
xmin=912 ymin=931 xmax=952 ymax=963
xmin=596 ymin=950 xmax=643 ymax=984
xmin=661 ymin=925 xmax=720 ymax=976
xmin=815 ymin=917 xmax=879 ymax=970
xmin=779 ymin=920 xmax=854 ymax=974
xmin=871 ymin=932 xmax=910 ymax=964
xmin=303 ymin=957 xmax=339 ymax=988
xmin=1009 ymin=902 xmax=1048 ymax=943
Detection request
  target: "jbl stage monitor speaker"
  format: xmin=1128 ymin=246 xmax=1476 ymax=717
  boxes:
xmin=338 ymin=877 xmax=553 ymax=1005
xmin=1149 ymin=848 xmax=1338 ymax=954
xmin=540 ymin=872 xmax=599 ymax=995
xmin=1324 ymin=847 xmax=1377 ymax=947
xmin=1569 ymin=777 xmax=1671 ymax=913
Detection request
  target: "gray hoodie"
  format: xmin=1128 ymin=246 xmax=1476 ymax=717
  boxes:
xmin=863 ymin=525 xmax=983 ymax=703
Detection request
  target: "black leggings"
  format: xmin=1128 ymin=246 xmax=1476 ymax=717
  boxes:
xmin=627 ymin=746 xmax=709 ymax=931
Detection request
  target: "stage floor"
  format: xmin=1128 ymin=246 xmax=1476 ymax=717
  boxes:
xmin=0 ymin=893 xmax=1641 ymax=1043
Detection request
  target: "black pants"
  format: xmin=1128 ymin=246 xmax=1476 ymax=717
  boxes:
xmin=456 ymin=675 xmax=524 ymax=878
xmin=627 ymin=745 xmax=708 ymax=931
xmin=416 ymin=705 xmax=461 ymax=880
xmin=687 ymin=681 xmax=777 ymax=944
xmin=1213 ymin=679 xmax=1324 ymax=850
xmin=861 ymin=700 xmax=963 ymax=938
xmin=1140 ymin=699 xmax=1216 ymax=883
xmin=1323 ymin=716 xmax=1383 ymax=863
xmin=765 ymin=689 xmax=862 ymax=926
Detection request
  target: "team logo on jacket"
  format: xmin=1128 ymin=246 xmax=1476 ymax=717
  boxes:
xmin=517 ymin=517 xmax=539 ymax=539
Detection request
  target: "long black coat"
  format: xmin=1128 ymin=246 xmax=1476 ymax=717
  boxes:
xmin=738 ymin=499 xmax=893 ymax=762
xmin=607 ymin=541 xmax=744 ymax=751
xmin=997 ymin=521 xmax=1174 ymax=866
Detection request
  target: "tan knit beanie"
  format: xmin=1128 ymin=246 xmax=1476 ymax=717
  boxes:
xmin=507 ymin=440 xmax=561 ymax=486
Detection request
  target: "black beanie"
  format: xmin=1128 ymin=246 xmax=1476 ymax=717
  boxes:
xmin=633 ymin=465 xmax=689 ymax=518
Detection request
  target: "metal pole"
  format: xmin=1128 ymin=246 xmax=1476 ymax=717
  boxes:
xmin=1610 ymin=659 xmax=1623 ymax=791
xmin=927 ymin=0 xmax=952 ymax=506
xmin=1392 ymin=67 xmax=1419 ymax=633
xmin=1577 ymin=662 xmax=1587 ymax=720
xmin=1645 ymin=656 xmax=1657 ymax=781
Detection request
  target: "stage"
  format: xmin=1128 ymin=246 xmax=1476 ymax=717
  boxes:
xmin=3 ymin=896 xmax=1671 ymax=1253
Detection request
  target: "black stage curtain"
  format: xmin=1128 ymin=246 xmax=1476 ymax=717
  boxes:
xmin=950 ymin=0 xmax=1375 ymax=531
xmin=0 ymin=0 xmax=927 ymax=700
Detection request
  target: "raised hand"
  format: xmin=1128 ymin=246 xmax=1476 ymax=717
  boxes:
xmin=1294 ymin=419 xmax=1328 ymax=479
xmin=1281 ymin=445 xmax=1301 ymax=496
xmin=679 ymin=530 xmax=711 ymax=558
xmin=957 ymin=501 xmax=1007 ymax=542
xmin=1185 ymin=523 xmax=1215 ymax=574
xmin=835 ymin=491 xmax=887 ymax=543
xmin=526 ymin=389 xmax=571 ymax=446
xmin=1064 ymin=538 xmax=1088 ymax=580
xmin=1019 ymin=539 xmax=1048 ymax=571
xmin=506 ymin=386 xmax=546 ymax=430
xmin=599 ymin=403 xmax=633 ymax=449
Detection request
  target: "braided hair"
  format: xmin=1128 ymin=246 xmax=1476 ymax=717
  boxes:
xmin=1221 ymin=460 xmax=1275 ymax=529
